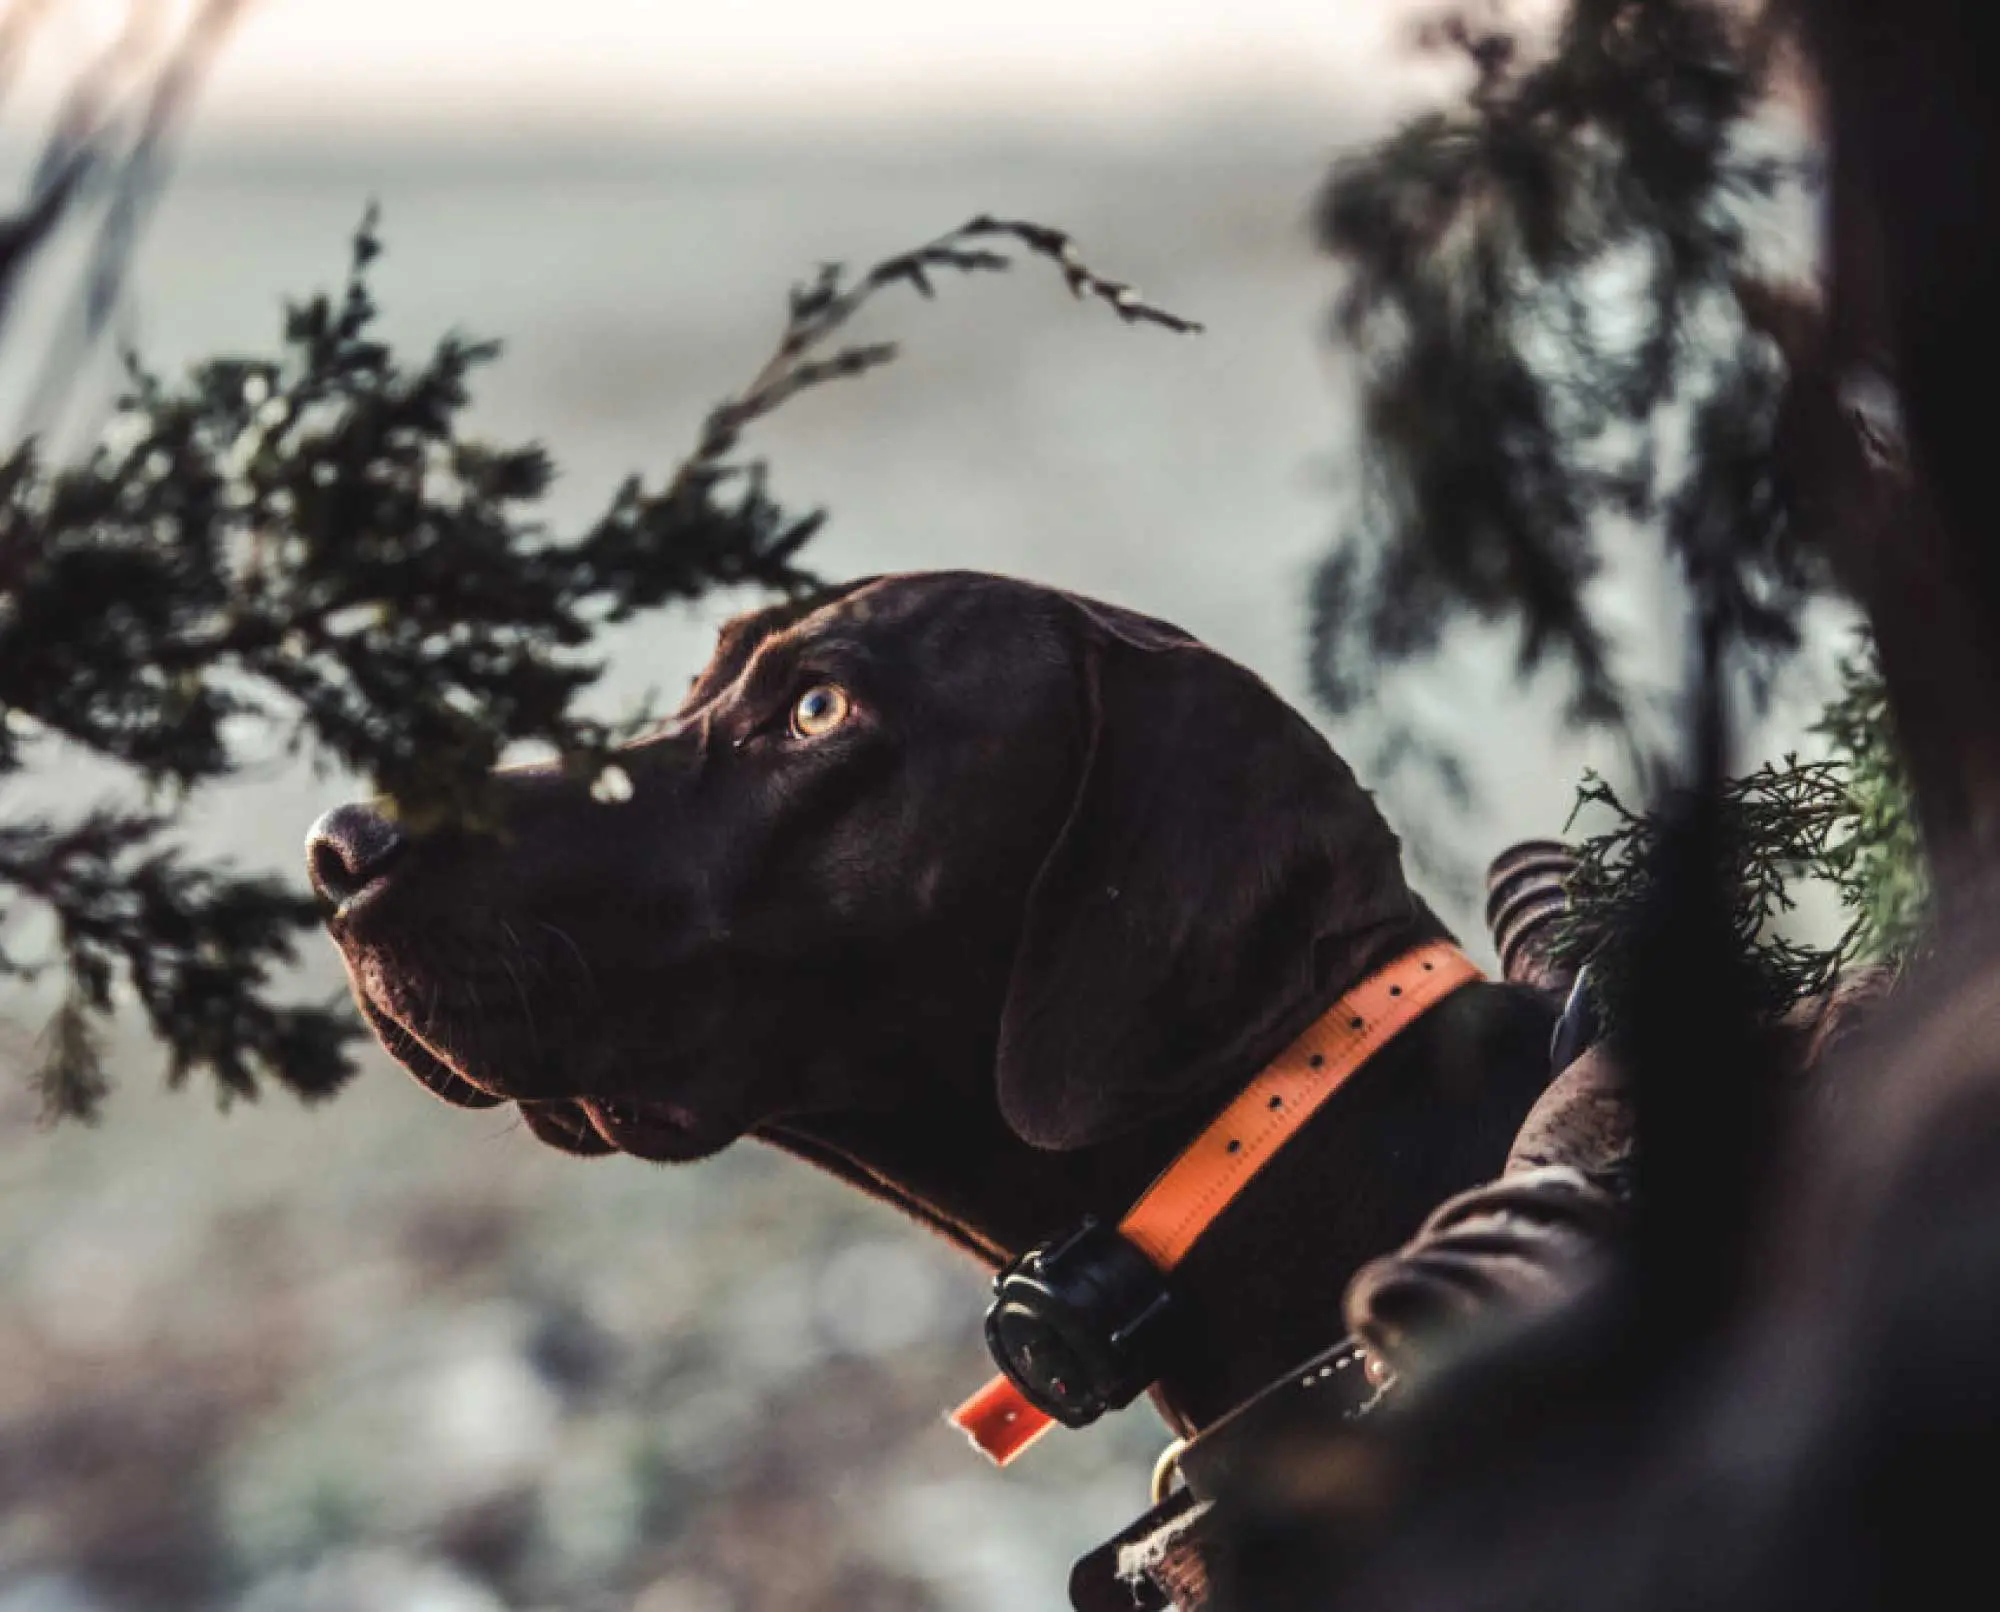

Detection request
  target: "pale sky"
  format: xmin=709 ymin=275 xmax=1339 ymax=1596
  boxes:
xmin=20 ymin=0 xmax=1439 ymax=133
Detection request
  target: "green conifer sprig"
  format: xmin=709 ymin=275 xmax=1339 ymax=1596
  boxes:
xmin=1555 ymin=638 xmax=1930 ymax=1022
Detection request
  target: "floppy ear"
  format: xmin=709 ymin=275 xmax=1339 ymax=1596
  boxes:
xmin=994 ymin=597 xmax=1439 ymax=1150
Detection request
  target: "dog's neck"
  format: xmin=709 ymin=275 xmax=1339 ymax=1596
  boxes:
xmin=760 ymin=921 xmax=1558 ymax=1433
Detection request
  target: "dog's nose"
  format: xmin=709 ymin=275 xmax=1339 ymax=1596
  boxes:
xmin=306 ymin=803 xmax=407 ymax=906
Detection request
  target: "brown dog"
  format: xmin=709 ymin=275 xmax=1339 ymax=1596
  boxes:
xmin=307 ymin=572 xmax=1556 ymax=1430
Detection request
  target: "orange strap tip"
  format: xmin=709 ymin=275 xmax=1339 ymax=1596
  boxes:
xmin=949 ymin=1374 xmax=1055 ymax=1465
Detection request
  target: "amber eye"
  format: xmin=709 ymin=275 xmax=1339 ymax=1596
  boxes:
xmin=790 ymin=683 xmax=851 ymax=739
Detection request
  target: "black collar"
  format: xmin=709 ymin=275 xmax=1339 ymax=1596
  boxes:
xmin=1067 ymin=1334 xmax=1387 ymax=1612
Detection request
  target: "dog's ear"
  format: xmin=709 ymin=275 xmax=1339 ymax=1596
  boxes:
xmin=995 ymin=596 xmax=1433 ymax=1150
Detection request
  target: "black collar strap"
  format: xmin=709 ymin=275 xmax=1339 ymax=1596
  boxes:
xmin=1068 ymin=1335 xmax=1387 ymax=1612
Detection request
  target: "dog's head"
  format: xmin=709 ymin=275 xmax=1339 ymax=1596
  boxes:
xmin=309 ymin=572 xmax=1430 ymax=1162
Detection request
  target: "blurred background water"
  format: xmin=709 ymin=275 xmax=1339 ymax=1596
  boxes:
xmin=0 ymin=7 xmax=1834 ymax=1608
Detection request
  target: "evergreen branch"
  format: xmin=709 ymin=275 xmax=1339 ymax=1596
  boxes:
xmin=670 ymin=213 xmax=1200 ymax=488
xmin=1553 ymin=637 xmax=1932 ymax=1025
xmin=0 ymin=809 xmax=359 ymax=1120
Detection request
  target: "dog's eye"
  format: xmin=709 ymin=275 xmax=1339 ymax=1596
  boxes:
xmin=790 ymin=683 xmax=851 ymax=739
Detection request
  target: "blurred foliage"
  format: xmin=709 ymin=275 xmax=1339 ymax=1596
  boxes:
xmin=1 ymin=0 xmax=250 ymax=424
xmin=0 ymin=206 xmax=1196 ymax=1121
xmin=1807 ymin=641 xmax=1930 ymax=966
xmin=1309 ymin=0 xmax=1820 ymax=735
xmin=1556 ymin=637 xmax=1929 ymax=1021
xmin=1310 ymin=0 xmax=1933 ymax=1017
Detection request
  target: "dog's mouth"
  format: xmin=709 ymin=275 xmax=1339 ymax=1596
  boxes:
xmin=337 ymin=927 xmax=576 ymax=1104
xmin=357 ymin=990 xmax=507 ymax=1111
xmin=346 ymin=953 xmax=732 ymax=1164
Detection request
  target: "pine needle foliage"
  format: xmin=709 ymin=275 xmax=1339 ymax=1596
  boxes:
xmin=1556 ymin=638 xmax=1930 ymax=1021
xmin=0 ymin=210 xmax=1198 ymax=1121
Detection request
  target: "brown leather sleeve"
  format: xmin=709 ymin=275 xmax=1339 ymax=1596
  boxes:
xmin=1342 ymin=1164 xmax=1625 ymax=1381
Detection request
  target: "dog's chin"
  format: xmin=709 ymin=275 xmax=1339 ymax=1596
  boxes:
xmin=573 ymin=1096 xmax=734 ymax=1163
xmin=518 ymin=1100 xmax=619 ymax=1156
xmin=348 ymin=971 xmax=736 ymax=1163
xmin=511 ymin=1097 xmax=732 ymax=1163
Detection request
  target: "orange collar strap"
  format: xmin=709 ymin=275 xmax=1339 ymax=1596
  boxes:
xmin=950 ymin=940 xmax=1483 ymax=1464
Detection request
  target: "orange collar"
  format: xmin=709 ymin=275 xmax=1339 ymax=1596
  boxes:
xmin=951 ymin=939 xmax=1483 ymax=1464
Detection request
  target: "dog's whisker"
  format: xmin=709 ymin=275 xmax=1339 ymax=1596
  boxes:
xmin=500 ymin=917 xmax=549 ymax=986
xmin=496 ymin=942 xmax=543 ymax=1059
xmin=507 ymin=918 xmax=564 ymax=993
xmin=493 ymin=919 xmax=544 ymax=1055
xmin=538 ymin=921 xmax=599 ymax=1002
xmin=498 ymin=917 xmax=537 ymax=987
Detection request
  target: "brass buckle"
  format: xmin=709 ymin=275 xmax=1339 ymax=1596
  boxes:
xmin=1150 ymin=1436 xmax=1189 ymax=1506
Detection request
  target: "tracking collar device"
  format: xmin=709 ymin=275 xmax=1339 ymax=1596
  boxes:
xmin=984 ymin=1216 xmax=1178 ymax=1427
xmin=952 ymin=940 xmax=1483 ymax=1465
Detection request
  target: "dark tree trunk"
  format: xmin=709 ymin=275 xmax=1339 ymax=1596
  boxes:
xmin=1800 ymin=0 xmax=2000 ymax=909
